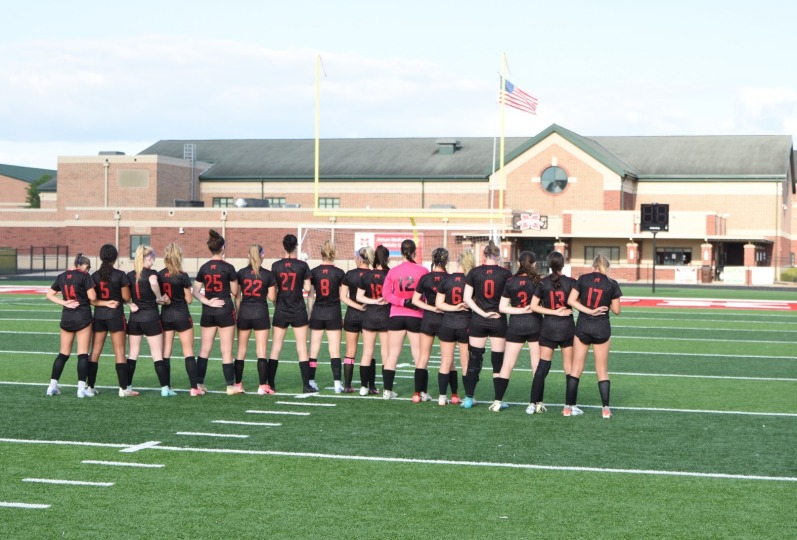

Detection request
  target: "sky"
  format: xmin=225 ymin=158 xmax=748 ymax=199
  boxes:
xmin=2 ymin=0 xmax=796 ymax=170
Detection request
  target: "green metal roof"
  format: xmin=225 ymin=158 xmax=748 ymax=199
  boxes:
xmin=0 ymin=163 xmax=56 ymax=184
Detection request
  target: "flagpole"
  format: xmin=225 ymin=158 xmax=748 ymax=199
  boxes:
xmin=499 ymin=53 xmax=508 ymax=225
xmin=314 ymin=54 xmax=321 ymax=210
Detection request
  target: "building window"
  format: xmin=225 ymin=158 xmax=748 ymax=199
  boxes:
xmin=213 ymin=197 xmax=234 ymax=208
xmin=541 ymin=166 xmax=568 ymax=194
xmin=656 ymin=248 xmax=692 ymax=266
xmin=130 ymin=235 xmax=151 ymax=259
xmin=265 ymin=197 xmax=287 ymax=208
xmin=585 ymin=246 xmax=620 ymax=264
xmin=318 ymin=197 xmax=340 ymax=209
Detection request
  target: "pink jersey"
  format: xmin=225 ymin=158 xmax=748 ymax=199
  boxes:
xmin=383 ymin=260 xmax=429 ymax=318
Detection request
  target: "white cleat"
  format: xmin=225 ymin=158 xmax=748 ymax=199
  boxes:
xmin=382 ymin=390 xmax=397 ymax=400
xmin=46 ymin=384 xmax=60 ymax=396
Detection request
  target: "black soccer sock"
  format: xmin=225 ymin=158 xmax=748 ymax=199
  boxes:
xmin=598 ymin=379 xmax=611 ymax=407
xmin=462 ymin=373 xmax=476 ymax=398
xmin=299 ymin=361 xmax=310 ymax=387
xmin=76 ymin=354 xmax=89 ymax=383
xmin=414 ymin=368 xmax=424 ymax=393
xmin=530 ymin=360 xmax=552 ymax=403
xmin=50 ymin=353 xmax=69 ymax=380
xmin=127 ymin=359 xmax=137 ymax=386
xmin=566 ymin=375 xmax=580 ymax=406
xmin=438 ymin=372 xmax=449 ymax=395
xmin=359 ymin=364 xmax=369 ymax=388
xmin=267 ymin=359 xmax=279 ymax=388
xmin=115 ymin=363 xmax=129 ymax=389
xmin=87 ymin=361 xmax=99 ymax=388
xmin=234 ymin=359 xmax=245 ymax=384
xmin=449 ymin=370 xmax=459 ymax=394
xmin=222 ymin=363 xmax=235 ymax=386
xmin=420 ymin=368 xmax=429 ymax=393
xmin=382 ymin=368 xmax=396 ymax=391
xmin=185 ymin=356 xmax=198 ymax=389
xmin=490 ymin=351 xmax=505 ymax=376
xmin=308 ymin=358 xmax=317 ymax=380
xmin=257 ymin=358 xmax=268 ymax=385
xmin=196 ymin=356 xmax=209 ymax=384
xmin=154 ymin=360 xmax=170 ymax=387
xmin=493 ymin=376 xmax=509 ymax=401
xmin=331 ymin=358 xmax=342 ymax=381
xmin=368 ymin=363 xmax=377 ymax=390
xmin=343 ymin=357 xmax=355 ymax=387
xmin=163 ymin=358 xmax=172 ymax=386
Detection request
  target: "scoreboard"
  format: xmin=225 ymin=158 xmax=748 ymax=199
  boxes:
xmin=640 ymin=203 xmax=669 ymax=232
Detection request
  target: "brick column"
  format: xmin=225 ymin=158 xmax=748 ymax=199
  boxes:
xmin=744 ymin=243 xmax=756 ymax=286
xmin=554 ymin=241 xmax=568 ymax=262
xmin=625 ymin=241 xmax=639 ymax=282
xmin=700 ymin=243 xmax=713 ymax=283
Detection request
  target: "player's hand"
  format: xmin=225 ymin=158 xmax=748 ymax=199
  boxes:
xmin=403 ymin=298 xmax=418 ymax=310
xmin=207 ymin=298 xmax=225 ymax=308
xmin=64 ymin=300 xmax=79 ymax=309
xmin=106 ymin=300 xmax=120 ymax=309
xmin=554 ymin=307 xmax=572 ymax=316
xmin=484 ymin=311 xmax=501 ymax=319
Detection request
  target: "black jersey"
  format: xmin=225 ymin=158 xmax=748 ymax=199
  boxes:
xmin=534 ymin=274 xmax=576 ymax=341
xmin=342 ymin=268 xmax=368 ymax=302
xmin=158 ymin=268 xmax=193 ymax=322
xmin=416 ymin=270 xmax=447 ymax=322
xmin=92 ymin=268 xmax=128 ymax=321
xmin=438 ymin=272 xmax=471 ymax=327
xmin=271 ymin=258 xmax=310 ymax=316
xmin=127 ymin=268 xmax=160 ymax=311
xmin=52 ymin=269 xmax=95 ymax=324
xmin=502 ymin=274 xmax=543 ymax=324
xmin=465 ymin=264 xmax=512 ymax=312
xmin=236 ymin=266 xmax=276 ymax=320
xmin=573 ymin=271 xmax=623 ymax=338
xmin=359 ymin=268 xmax=390 ymax=328
xmin=310 ymin=264 xmax=345 ymax=320
xmin=195 ymin=259 xmax=237 ymax=315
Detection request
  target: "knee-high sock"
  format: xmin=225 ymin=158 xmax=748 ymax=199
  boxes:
xmin=530 ymin=360 xmax=552 ymax=403
xmin=298 ymin=361 xmax=310 ymax=387
xmin=87 ymin=361 xmax=99 ymax=388
xmin=343 ymin=357 xmax=355 ymax=387
xmin=490 ymin=351 xmax=505 ymax=375
xmin=185 ymin=356 xmax=198 ymax=389
xmin=414 ymin=368 xmax=424 ymax=393
xmin=257 ymin=358 xmax=268 ymax=385
xmin=77 ymin=354 xmax=89 ymax=383
xmin=382 ymin=368 xmax=396 ymax=391
xmin=163 ymin=358 xmax=172 ymax=386
xmin=449 ymin=370 xmax=459 ymax=394
xmin=222 ymin=363 xmax=235 ymax=386
xmin=566 ymin=374 xmax=580 ymax=406
xmin=493 ymin=376 xmax=509 ymax=401
xmin=196 ymin=357 xmax=208 ymax=384
xmin=438 ymin=372 xmax=449 ymax=395
xmin=154 ymin=359 xmax=170 ymax=387
xmin=127 ymin=359 xmax=137 ymax=386
xmin=331 ymin=358 xmax=342 ymax=381
xmin=115 ymin=363 xmax=129 ymax=389
xmin=308 ymin=359 xmax=317 ymax=381
xmin=368 ymin=363 xmax=377 ymax=390
xmin=598 ymin=379 xmax=611 ymax=407
xmin=234 ymin=359 xmax=245 ymax=384
xmin=359 ymin=364 xmax=369 ymax=388
xmin=267 ymin=359 xmax=279 ymax=388
xmin=50 ymin=354 xmax=69 ymax=381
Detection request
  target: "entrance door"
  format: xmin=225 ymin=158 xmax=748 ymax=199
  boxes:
xmin=515 ymin=239 xmax=555 ymax=273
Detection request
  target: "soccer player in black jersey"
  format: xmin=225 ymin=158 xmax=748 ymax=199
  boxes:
xmin=356 ymin=245 xmax=390 ymax=396
xmin=411 ymin=247 xmax=448 ymax=403
xmin=567 ymin=253 xmax=622 ymax=418
xmin=46 ymin=253 xmax=99 ymax=397
xmin=159 ymin=243 xmax=200 ymax=396
xmin=339 ymin=246 xmax=371 ymax=393
xmin=462 ymin=240 xmax=512 ymax=409
xmin=308 ymin=241 xmax=346 ymax=393
xmin=269 ymin=234 xmax=313 ymax=393
xmin=192 ymin=230 xmax=240 ymax=395
xmin=434 ymin=250 xmax=475 ymax=406
xmin=529 ymin=251 xmax=575 ymax=415
xmin=235 ymin=244 xmax=277 ymax=396
xmin=90 ymin=244 xmax=130 ymax=397
xmin=127 ymin=245 xmax=173 ymax=397
xmin=493 ymin=251 xmax=542 ymax=412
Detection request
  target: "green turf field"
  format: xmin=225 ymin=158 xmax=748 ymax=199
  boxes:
xmin=0 ymin=286 xmax=795 ymax=539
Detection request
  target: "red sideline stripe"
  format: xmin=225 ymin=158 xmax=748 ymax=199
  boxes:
xmin=0 ymin=286 xmax=50 ymax=295
xmin=622 ymin=297 xmax=797 ymax=311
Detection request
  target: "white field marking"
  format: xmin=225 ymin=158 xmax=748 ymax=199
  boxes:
xmin=211 ymin=420 xmax=282 ymax=427
xmin=0 ymin=502 xmax=50 ymax=509
xmin=175 ymin=432 xmax=249 ymax=439
xmin=613 ymin=335 xmax=789 ymax=345
xmin=396 ymin=363 xmax=411 ymax=368
xmin=613 ymin=324 xmax=797 ymax=334
xmin=0 ymin=319 xmax=60 ymax=323
xmin=0 ymin=437 xmax=128 ymax=448
xmin=119 ymin=441 xmax=161 ymax=453
xmin=621 ymin=314 xmax=797 ymax=325
xmin=275 ymin=401 xmax=336 ymax=407
xmin=81 ymin=460 xmax=164 ymax=468
xmin=245 ymin=410 xmax=311 ymax=416
xmin=621 ymin=308 xmax=797 ymax=318
xmin=22 ymin=478 xmax=113 ymax=487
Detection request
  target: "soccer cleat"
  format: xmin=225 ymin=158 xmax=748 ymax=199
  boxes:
xmin=234 ymin=382 xmax=246 ymax=394
xmin=602 ymin=406 xmax=612 ymax=419
xmin=411 ymin=392 xmax=422 ymax=403
xmin=460 ymin=396 xmax=475 ymax=409
xmin=562 ymin=406 xmax=571 ymax=417
xmin=333 ymin=381 xmax=344 ymax=394
xmin=570 ymin=405 xmax=584 ymax=416
xmin=189 ymin=388 xmax=203 ymax=397
xmin=438 ymin=396 xmax=448 ymax=406
xmin=161 ymin=386 xmax=177 ymax=397
xmin=118 ymin=388 xmax=139 ymax=398
xmin=535 ymin=402 xmax=547 ymax=414
xmin=197 ymin=384 xmax=208 ymax=395
xmin=77 ymin=387 xmax=87 ymax=399
xmin=308 ymin=380 xmax=319 ymax=392
xmin=46 ymin=384 xmax=60 ymax=396
xmin=257 ymin=384 xmax=275 ymax=396
xmin=420 ymin=392 xmax=433 ymax=402
xmin=525 ymin=404 xmax=536 ymax=415
xmin=226 ymin=385 xmax=245 ymax=396
xmin=359 ymin=386 xmax=369 ymax=396
xmin=343 ymin=386 xmax=355 ymax=394
xmin=302 ymin=385 xmax=319 ymax=394
xmin=85 ymin=387 xmax=97 ymax=397
xmin=383 ymin=390 xmax=397 ymax=400
xmin=368 ymin=388 xmax=380 ymax=395
xmin=488 ymin=400 xmax=505 ymax=412
xmin=450 ymin=394 xmax=462 ymax=405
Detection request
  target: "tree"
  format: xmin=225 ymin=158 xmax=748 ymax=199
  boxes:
xmin=25 ymin=174 xmax=52 ymax=208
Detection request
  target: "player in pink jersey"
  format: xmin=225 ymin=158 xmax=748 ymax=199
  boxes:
xmin=380 ymin=239 xmax=429 ymax=400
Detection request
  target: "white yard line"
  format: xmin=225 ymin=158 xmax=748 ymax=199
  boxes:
xmin=175 ymin=432 xmax=249 ymax=438
xmin=0 ymin=501 xmax=50 ymax=509
xmin=245 ymin=410 xmax=310 ymax=416
xmin=274 ymin=401 xmax=336 ymax=407
xmin=81 ymin=460 xmax=165 ymax=468
xmin=211 ymin=420 xmax=282 ymax=427
xmin=22 ymin=478 xmax=113 ymax=487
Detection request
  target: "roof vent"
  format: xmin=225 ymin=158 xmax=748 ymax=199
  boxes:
xmin=435 ymin=139 xmax=461 ymax=155
xmin=98 ymin=151 xmax=126 ymax=156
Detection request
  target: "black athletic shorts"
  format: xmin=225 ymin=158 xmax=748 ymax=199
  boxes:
xmin=237 ymin=316 xmax=271 ymax=331
xmin=539 ymin=336 xmax=574 ymax=349
xmin=362 ymin=304 xmax=390 ymax=332
xmin=93 ymin=317 xmax=126 ymax=333
xmin=61 ymin=318 xmax=92 ymax=333
xmin=438 ymin=325 xmax=469 ymax=344
xmin=386 ymin=315 xmax=422 ymax=333
xmin=272 ymin=309 xmax=309 ymax=329
xmin=575 ymin=332 xmax=610 ymax=346
xmin=162 ymin=316 xmax=194 ymax=332
xmin=127 ymin=318 xmax=163 ymax=337
xmin=343 ymin=308 xmax=364 ymax=333
xmin=309 ymin=318 xmax=343 ymax=331
xmin=468 ymin=313 xmax=508 ymax=338
xmin=200 ymin=312 xmax=237 ymax=329
xmin=419 ymin=312 xmax=443 ymax=337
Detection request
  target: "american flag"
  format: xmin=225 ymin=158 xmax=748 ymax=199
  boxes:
xmin=501 ymin=79 xmax=538 ymax=115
